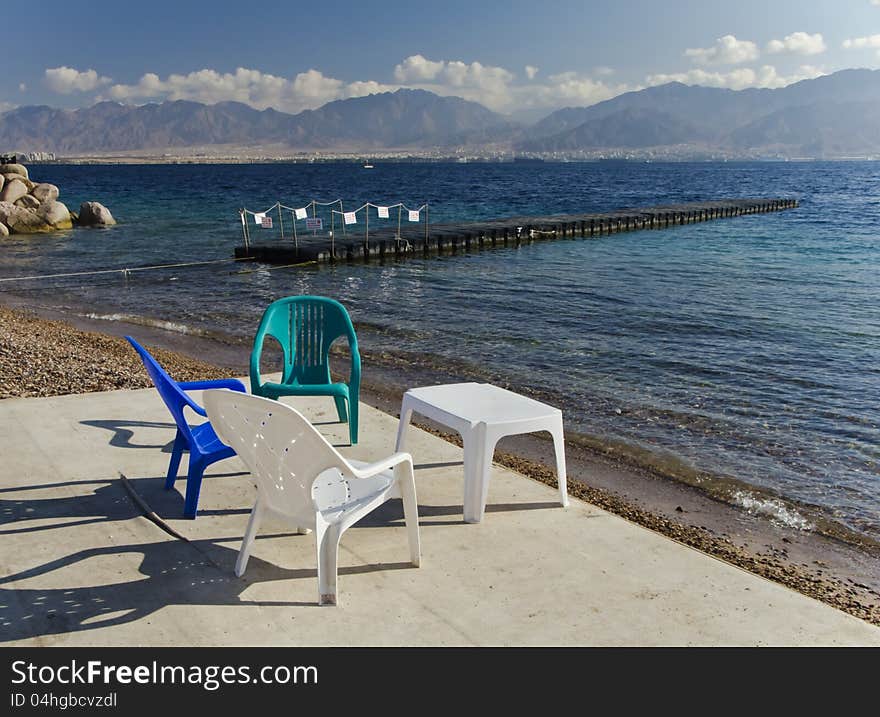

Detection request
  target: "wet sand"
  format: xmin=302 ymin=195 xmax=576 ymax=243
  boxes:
xmin=1 ymin=300 xmax=878 ymax=625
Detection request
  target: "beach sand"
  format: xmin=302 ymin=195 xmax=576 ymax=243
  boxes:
xmin=1 ymin=301 xmax=877 ymax=625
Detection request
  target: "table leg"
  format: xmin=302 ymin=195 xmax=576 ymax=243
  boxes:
xmin=463 ymin=422 xmax=494 ymax=523
xmin=549 ymin=419 xmax=569 ymax=508
xmin=395 ymin=403 xmax=413 ymax=452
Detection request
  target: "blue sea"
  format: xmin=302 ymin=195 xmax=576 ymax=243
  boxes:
xmin=1 ymin=161 xmax=878 ymax=542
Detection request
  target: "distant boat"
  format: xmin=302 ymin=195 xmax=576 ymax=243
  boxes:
xmin=363 ymin=163 xmax=374 ymax=169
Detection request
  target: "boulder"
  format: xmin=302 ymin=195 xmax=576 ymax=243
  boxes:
xmin=0 ymin=201 xmax=16 ymax=225
xmin=16 ymin=194 xmax=41 ymax=210
xmin=0 ymin=221 xmax=8 ymax=238
xmin=0 ymin=163 xmax=29 ymax=180
xmin=38 ymin=200 xmax=72 ymax=230
xmin=0 ymin=178 xmax=29 ymax=204
xmin=0 ymin=174 xmax=4 ymax=193
xmin=78 ymin=201 xmax=116 ymax=227
xmin=0 ymin=202 xmax=53 ymax=233
xmin=31 ymin=183 xmax=59 ymax=203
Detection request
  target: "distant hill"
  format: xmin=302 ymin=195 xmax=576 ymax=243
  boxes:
xmin=0 ymin=89 xmax=514 ymax=153
xmin=518 ymin=68 xmax=880 ymax=156
xmin=5 ymin=69 xmax=880 ymax=157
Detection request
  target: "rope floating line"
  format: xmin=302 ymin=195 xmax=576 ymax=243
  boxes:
xmin=0 ymin=256 xmax=255 ymax=284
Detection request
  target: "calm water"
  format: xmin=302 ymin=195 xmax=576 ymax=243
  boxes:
xmin=1 ymin=161 xmax=878 ymax=540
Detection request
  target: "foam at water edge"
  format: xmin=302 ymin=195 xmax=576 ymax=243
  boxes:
xmin=733 ymin=490 xmax=815 ymax=531
xmin=83 ymin=312 xmax=205 ymax=336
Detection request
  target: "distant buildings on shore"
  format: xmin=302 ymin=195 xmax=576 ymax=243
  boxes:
xmin=1 ymin=151 xmax=57 ymax=163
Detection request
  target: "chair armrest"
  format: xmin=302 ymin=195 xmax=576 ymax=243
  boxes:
xmin=178 ymin=378 xmax=247 ymax=393
xmin=349 ymin=452 xmax=412 ymax=479
xmin=178 ymin=379 xmax=246 ymax=418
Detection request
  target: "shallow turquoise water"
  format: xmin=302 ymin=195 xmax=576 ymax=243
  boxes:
xmin=1 ymin=161 xmax=877 ymax=539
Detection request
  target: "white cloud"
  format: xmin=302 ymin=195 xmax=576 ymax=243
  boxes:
xmin=81 ymin=56 xmax=632 ymax=117
xmin=0 ymin=101 xmax=17 ymax=113
xmin=106 ymin=67 xmax=394 ymax=114
xmin=647 ymin=64 xmax=825 ymax=91
xmin=593 ymin=66 xmax=615 ymax=77
xmin=685 ymin=35 xmax=760 ymax=65
xmin=393 ymin=55 xmax=445 ymax=82
xmin=842 ymin=33 xmax=880 ymax=49
xmin=45 ymin=66 xmax=111 ymax=94
xmin=766 ymin=32 xmax=826 ymax=55
xmin=390 ymin=55 xmax=629 ymax=113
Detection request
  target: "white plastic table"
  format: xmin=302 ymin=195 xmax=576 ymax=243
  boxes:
xmin=394 ymin=382 xmax=568 ymax=523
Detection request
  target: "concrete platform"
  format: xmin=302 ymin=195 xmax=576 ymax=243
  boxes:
xmin=1 ymin=382 xmax=878 ymax=646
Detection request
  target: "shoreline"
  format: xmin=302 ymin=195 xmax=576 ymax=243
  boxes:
xmin=0 ymin=300 xmax=878 ymax=625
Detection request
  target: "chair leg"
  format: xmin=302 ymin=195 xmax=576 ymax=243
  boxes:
xmin=182 ymin=458 xmax=206 ymax=519
xmin=165 ymin=430 xmax=186 ymax=490
xmin=397 ymin=462 xmax=421 ymax=567
xmin=235 ymin=498 xmax=265 ymax=577
xmin=348 ymin=397 xmax=359 ymax=445
xmin=333 ymin=395 xmax=348 ymax=424
xmin=315 ymin=520 xmax=341 ymax=606
xmin=550 ymin=421 xmax=570 ymax=508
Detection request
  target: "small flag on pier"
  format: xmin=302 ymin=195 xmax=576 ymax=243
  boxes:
xmin=344 ymin=212 xmax=357 ymax=225
xmin=260 ymin=216 xmax=273 ymax=228
xmin=254 ymin=212 xmax=266 ymax=225
xmin=408 ymin=210 xmax=420 ymax=222
xmin=295 ymin=207 xmax=308 ymax=220
xmin=377 ymin=206 xmax=389 ymax=219
xmin=305 ymin=217 xmax=323 ymax=230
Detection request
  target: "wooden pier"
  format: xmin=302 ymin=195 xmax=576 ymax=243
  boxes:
xmin=234 ymin=198 xmax=798 ymax=265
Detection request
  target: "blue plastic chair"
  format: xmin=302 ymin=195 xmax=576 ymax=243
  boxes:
xmin=125 ymin=336 xmax=247 ymax=518
xmin=250 ymin=296 xmax=361 ymax=445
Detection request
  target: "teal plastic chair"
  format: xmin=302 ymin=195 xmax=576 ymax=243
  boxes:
xmin=250 ymin=296 xmax=361 ymax=444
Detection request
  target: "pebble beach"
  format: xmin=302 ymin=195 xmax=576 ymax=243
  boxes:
xmin=1 ymin=302 xmax=877 ymax=626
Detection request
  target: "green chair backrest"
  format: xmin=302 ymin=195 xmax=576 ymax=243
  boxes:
xmin=251 ymin=296 xmax=357 ymax=386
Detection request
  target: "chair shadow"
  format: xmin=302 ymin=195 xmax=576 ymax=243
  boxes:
xmin=0 ymin=475 xmax=419 ymax=642
xmin=80 ymin=419 xmax=178 ymax=452
xmin=0 ymin=536 xmax=417 ymax=643
xmin=0 ymin=473 xmax=246 ymax=535
xmin=0 ymin=479 xmax=142 ymax=535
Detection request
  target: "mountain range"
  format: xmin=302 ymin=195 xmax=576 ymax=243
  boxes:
xmin=3 ymin=69 xmax=880 ymax=157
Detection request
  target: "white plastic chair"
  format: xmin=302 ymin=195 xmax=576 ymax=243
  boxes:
xmin=203 ymin=389 xmax=421 ymax=606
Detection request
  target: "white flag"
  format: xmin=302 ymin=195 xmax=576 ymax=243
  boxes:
xmin=377 ymin=206 xmax=389 ymax=219
xmin=254 ymin=212 xmax=266 ymax=226
xmin=295 ymin=207 xmax=308 ymax=220
xmin=343 ymin=212 xmax=357 ymax=225
xmin=408 ymin=210 xmax=420 ymax=222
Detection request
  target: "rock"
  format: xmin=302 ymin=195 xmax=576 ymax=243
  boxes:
xmin=0 ymin=174 xmax=4 ymax=193
xmin=0 ymin=163 xmax=29 ymax=180
xmin=15 ymin=194 xmax=41 ymax=210
xmin=38 ymin=200 xmax=72 ymax=230
xmin=31 ymin=183 xmax=59 ymax=203
xmin=0 ymin=202 xmax=55 ymax=234
xmin=0 ymin=178 xmax=29 ymax=204
xmin=78 ymin=201 xmax=116 ymax=227
xmin=0 ymin=221 xmax=8 ymax=238
xmin=0 ymin=201 xmax=54 ymax=234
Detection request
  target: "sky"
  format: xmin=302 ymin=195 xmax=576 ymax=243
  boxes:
xmin=3 ymin=0 xmax=880 ymax=120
